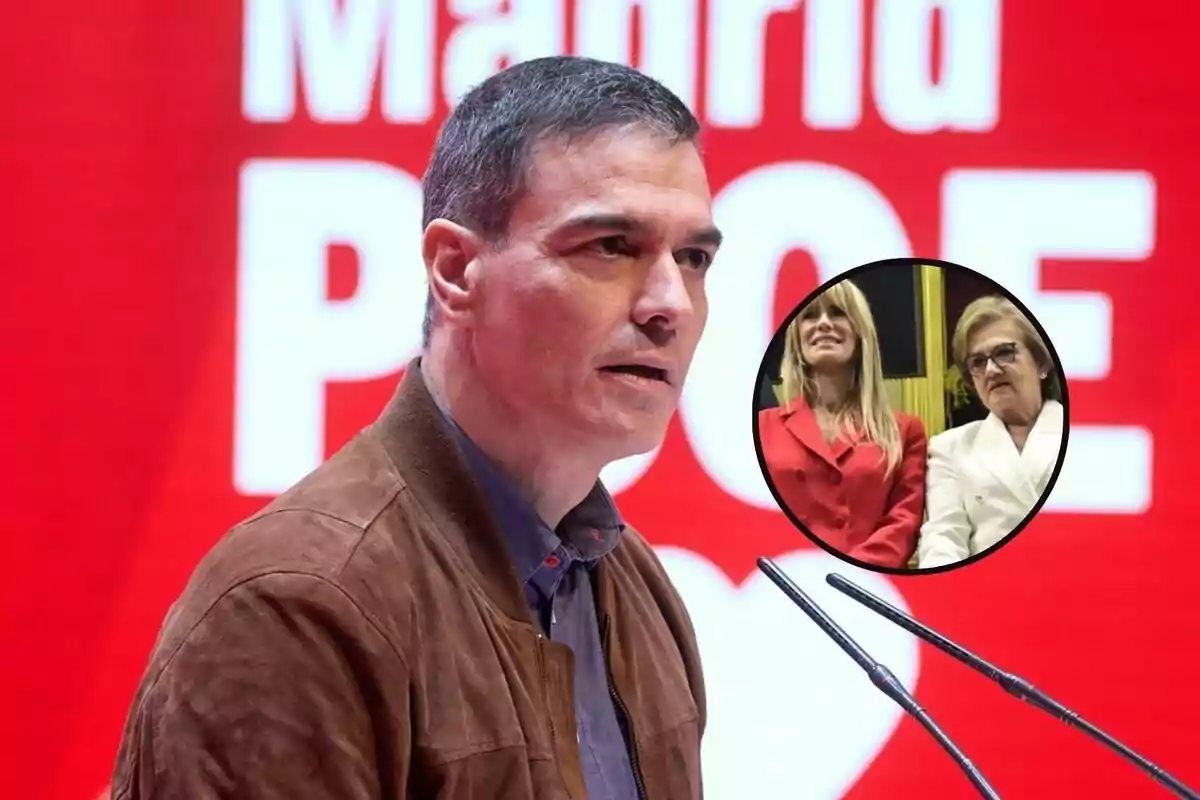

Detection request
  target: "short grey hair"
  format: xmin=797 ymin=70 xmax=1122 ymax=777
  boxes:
xmin=953 ymin=295 xmax=1063 ymax=403
xmin=420 ymin=56 xmax=702 ymax=345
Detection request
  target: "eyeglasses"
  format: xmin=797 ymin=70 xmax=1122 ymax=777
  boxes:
xmin=965 ymin=341 xmax=1019 ymax=377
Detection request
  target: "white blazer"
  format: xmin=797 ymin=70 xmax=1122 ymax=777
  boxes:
xmin=917 ymin=400 xmax=1064 ymax=569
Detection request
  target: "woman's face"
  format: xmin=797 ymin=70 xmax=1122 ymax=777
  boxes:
xmin=965 ymin=319 xmax=1045 ymax=424
xmin=797 ymin=302 xmax=858 ymax=373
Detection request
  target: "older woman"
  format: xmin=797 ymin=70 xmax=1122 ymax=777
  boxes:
xmin=916 ymin=295 xmax=1065 ymax=569
xmin=758 ymin=279 xmax=928 ymax=568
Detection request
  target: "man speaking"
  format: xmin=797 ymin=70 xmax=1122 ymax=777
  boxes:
xmin=111 ymin=56 xmax=723 ymax=799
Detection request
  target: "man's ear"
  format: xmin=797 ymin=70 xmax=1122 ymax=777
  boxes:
xmin=423 ymin=219 xmax=482 ymax=330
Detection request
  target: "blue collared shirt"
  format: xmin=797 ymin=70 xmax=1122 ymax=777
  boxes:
xmin=439 ymin=408 xmax=640 ymax=800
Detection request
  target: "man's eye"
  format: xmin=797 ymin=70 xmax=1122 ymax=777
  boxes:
xmin=678 ymin=248 xmax=713 ymax=270
xmin=591 ymin=236 xmax=633 ymax=257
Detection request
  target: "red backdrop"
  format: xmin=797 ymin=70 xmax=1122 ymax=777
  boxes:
xmin=4 ymin=2 xmax=1200 ymax=798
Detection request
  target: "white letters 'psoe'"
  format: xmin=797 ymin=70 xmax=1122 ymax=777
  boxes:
xmin=233 ymin=160 xmax=1156 ymax=516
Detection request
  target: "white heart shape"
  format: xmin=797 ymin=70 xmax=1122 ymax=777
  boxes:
xmin=657 ymin=547 xmax=920 ymax=800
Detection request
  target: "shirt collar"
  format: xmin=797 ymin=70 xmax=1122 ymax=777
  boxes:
xmin=423 ymin=366 xmax=624 ymax=589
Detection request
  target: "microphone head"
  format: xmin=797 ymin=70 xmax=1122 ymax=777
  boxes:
xmin=826 ymin=572 xmax=848 ymax=589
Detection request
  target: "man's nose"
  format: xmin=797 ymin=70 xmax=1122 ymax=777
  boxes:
xmin=633 ymin=254 xmax=695 ymax=333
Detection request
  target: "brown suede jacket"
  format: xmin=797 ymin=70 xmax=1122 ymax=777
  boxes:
xmin=111 ymin=363 xmax=706 ymax=799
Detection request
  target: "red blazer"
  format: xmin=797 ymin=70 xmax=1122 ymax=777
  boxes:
xmin=758 ymin=403 xmax=928 ymax=568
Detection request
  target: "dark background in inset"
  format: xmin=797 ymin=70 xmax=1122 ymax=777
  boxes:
xmin=758 ymin=265 xmax=924 ymax=409
xmin=854 ymin=264 xmax=923 ymax=378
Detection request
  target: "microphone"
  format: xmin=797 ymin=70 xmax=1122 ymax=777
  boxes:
xmin=826 ymin=572 xmax=1200 ymax=800
xmin=756 ymin=557 xmax=1001 ymax=799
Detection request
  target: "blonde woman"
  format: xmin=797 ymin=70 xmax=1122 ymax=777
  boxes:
xmin=757 ymin=279 xmax=928 ymax=568
xmin=917 ymin=296 xmax=1065 ymax=568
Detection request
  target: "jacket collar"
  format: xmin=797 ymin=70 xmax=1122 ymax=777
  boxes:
xmin=368 ymin=359 xmax=533 ymax=623
xmin=973 ymin=399 xmax=1064 ymax=505
xmin=367 ymin=358 xmax=625 ymax=624
xmin=778 ymin=400 xmax=853 ymax=467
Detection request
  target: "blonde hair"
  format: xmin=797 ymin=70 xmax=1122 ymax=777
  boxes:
xmin=952 ymin=295 xmax=1062 ymax=402
xmin=778 ymin=279 xmax=903 ymax=475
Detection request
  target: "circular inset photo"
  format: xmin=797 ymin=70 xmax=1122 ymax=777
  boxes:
xmin=752 ymin=258 xmax=1070 ymax=574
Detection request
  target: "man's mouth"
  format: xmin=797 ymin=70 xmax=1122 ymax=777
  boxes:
xmin=600 ymin=364 xmax=670 ymax=384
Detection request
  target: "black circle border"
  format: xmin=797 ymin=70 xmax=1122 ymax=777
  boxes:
xmin=749 ymin=256 xmax=1073 ymax=577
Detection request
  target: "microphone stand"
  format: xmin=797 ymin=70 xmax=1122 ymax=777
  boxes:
xmin=757 ymin=558 xmax=1002 ymax=799
xmin=826 ymin=572 xmax=1200 ymax=800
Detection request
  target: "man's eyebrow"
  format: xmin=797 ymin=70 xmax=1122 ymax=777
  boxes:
xmin=554 ymin=213 xmax=644 ymax=237
xmin=687 ymin=226 xmax=723 ymax=249
xmin=554 ymin=213 xmax=723 ymax=248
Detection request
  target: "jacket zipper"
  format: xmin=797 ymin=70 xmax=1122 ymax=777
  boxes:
xmin=603 ymin=615 xmax=648 ymax=800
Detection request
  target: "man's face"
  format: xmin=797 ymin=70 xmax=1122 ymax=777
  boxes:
xmin=469 ymin=128 xmax=719 ymax=463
